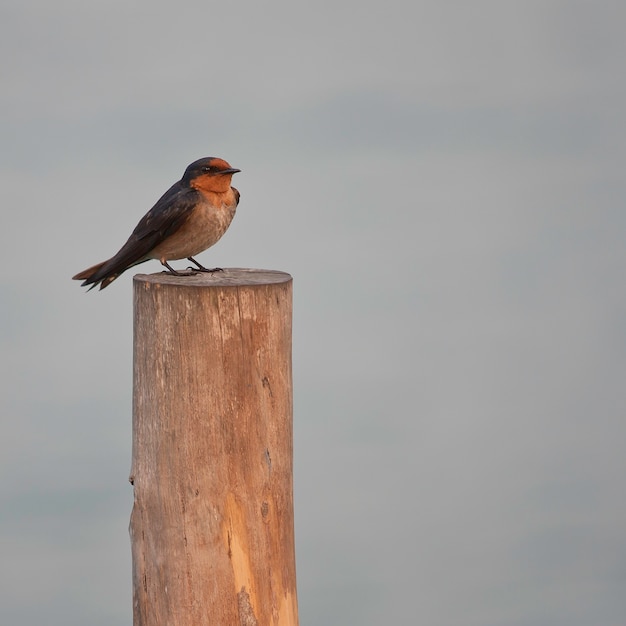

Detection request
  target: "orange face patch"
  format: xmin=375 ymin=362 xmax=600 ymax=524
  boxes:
xmin=189 ymin=159 xmax=239 ymax=194
xmin=191 ymin=173 xmax=235 ymax=194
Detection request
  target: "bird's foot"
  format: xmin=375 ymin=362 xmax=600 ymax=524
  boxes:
xmin=186 ymin=257 xmax=224 ymax=273
xmin=160 ymin=260 xmax=198 ymax=276
xmin=162 ymin=269 xmax=198 ymax=276
xmin=186 ymin=266 xmax=223 ymax=274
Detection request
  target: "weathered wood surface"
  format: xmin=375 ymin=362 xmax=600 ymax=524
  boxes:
xmin=130 ymin=268 xmax=298 ymax=626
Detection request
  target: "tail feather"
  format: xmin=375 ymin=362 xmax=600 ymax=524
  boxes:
xmin=73 ymin=255 xmax=150 ymax=290
xmin=72 ymin=261 xmax=106 ymax=281
xmin=72 ymin=260 xmax=121 ymax=290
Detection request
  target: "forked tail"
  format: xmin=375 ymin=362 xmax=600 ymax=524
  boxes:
xmin=72 ymin=260 xmax=121 ymax=290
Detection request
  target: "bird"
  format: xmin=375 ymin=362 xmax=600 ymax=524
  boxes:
xmin=73 ymin=157 xmax=240 ymax=290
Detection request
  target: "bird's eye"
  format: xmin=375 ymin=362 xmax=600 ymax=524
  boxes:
xmin=201 ymin=166 xmax=216 ymax=173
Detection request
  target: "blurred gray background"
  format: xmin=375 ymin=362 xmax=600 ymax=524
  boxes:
xmin=2 ymin=1 xmax=625 ymax=624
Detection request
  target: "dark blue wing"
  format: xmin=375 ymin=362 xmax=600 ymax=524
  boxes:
xmin=86 ymin=182 xmax=201 ymax=284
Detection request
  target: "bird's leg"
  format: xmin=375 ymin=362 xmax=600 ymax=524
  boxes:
xmin=187 ymin=257 xmax=224 ymax=273
xmin=160 ymin=260 xmax=191 ymax=275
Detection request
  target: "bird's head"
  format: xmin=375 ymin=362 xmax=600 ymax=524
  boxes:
xmin=183 ymin=157 xmax=241 ymax=193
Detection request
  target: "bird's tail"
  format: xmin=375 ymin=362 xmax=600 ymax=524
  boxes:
xmin=72 ymin=260 xmax=121 ymax=290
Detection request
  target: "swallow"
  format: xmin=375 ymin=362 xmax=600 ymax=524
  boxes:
xmin=73 ymin=157 xmax=240 ymax=290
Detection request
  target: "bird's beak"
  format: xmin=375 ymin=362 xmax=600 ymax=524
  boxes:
xmin=220 ymin=168 xmax=241 ymax=175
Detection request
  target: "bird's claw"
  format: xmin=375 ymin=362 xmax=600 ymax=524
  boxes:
xmin=187 ymin=266 xmax=224 ymax=274
xmin=162 ymin=268 xmax=197 ymax=276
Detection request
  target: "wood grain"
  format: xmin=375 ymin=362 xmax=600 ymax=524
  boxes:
xmin=130 ymin=269 xmax=298 ymax=626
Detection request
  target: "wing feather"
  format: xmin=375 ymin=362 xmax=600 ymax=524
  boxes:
xmin=77 ymin=182 xmax=201 ymax=288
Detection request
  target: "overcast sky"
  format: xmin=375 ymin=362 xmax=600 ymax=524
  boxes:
xmin=2 ymin=1 xmax=625 ymax=625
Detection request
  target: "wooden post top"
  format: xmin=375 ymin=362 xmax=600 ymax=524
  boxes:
xmin=133 ymin=267 xmax=292 ymax=288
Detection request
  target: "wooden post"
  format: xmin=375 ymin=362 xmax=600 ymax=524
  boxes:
xmin=129 ymin=268 xmax=298 ymax=626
